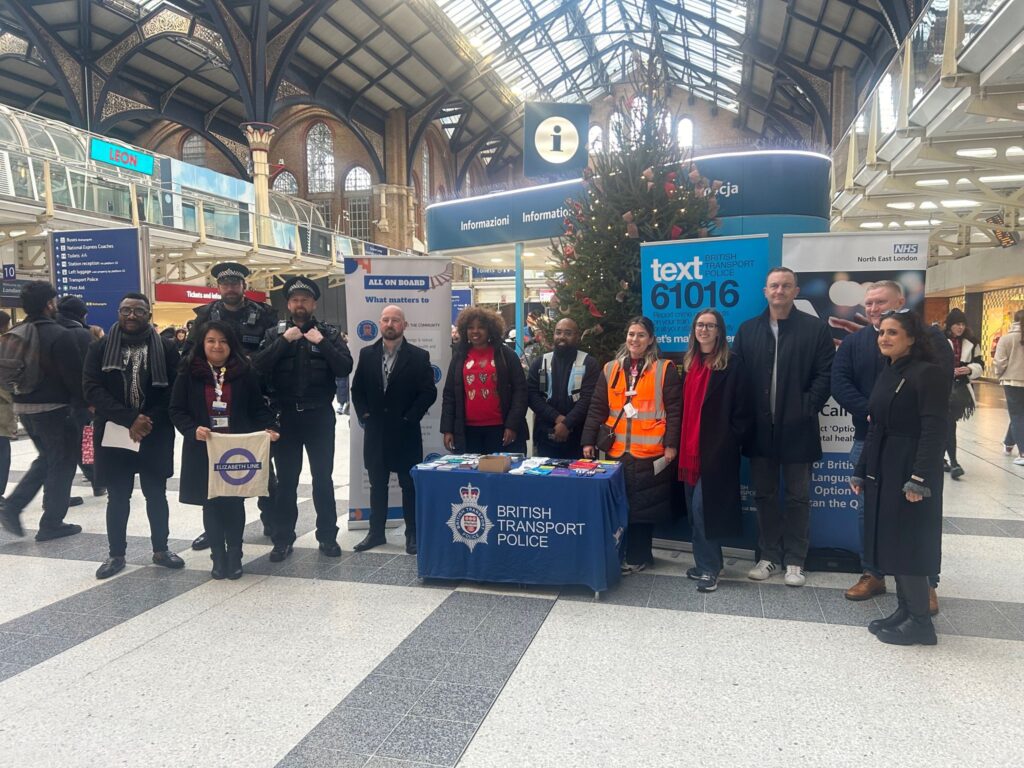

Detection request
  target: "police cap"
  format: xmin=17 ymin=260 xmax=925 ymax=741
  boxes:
xmin=211 ymin=262 xmax=250 ymax=282
xmin=283 ymin=276 xmax=320 ymax=300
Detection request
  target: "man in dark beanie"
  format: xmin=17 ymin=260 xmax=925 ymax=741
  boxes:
xmin=56 ymin=295 xmax=99 ymax=500
xmin=83 ymin=292 xmax=183 ymax=579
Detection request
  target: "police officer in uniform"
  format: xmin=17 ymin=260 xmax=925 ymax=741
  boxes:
xmin=527 ymin=317 xmax=600 ymax=459
xmin=254 ymin=277 xmax=352 ymax=561
xmin=186 ymin=262 xmax=278 ymax=551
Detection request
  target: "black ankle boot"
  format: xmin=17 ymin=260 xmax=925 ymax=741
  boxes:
xmin=868 ymin=607 xmax=908 ymax=635
xmin=876 ymin=614 xmax=938 ymax=646
xmin=226 ymin=547 xmax=243 ymax=580
xmin=210 ymin=548 xmax=227 ymax=580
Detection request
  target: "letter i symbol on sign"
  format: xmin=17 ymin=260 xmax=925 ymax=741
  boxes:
xmin=552 ymin=125 xmax=562 ymax=153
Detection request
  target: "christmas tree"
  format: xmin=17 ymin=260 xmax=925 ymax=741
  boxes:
xmin=544 ymin=59 xmax=720 ymax=362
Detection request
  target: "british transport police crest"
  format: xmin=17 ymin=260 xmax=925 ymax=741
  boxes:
xmin=447 ymin=483 xmax=492 ymax=551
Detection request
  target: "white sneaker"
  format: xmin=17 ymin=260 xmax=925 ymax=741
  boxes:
xmin=784 ymin=565 xmax=806 ymax=587
xmin=1014 ymin=457 xmax=1024 ymax=466
xmin=747 ymin=560 xmax=777 ymax=581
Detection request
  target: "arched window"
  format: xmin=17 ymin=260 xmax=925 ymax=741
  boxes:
xmin=273 ymin=171 xmax=298 ymax=195
xmin=588 ymin=124 xmax=603 ymax=153
xmin=306 ymin=122 xmax=334 ymax=194
xmin=607 ymin=113 xmax=624 ymax=152
xmin=629 ymin=96 xmax=647 ymax=138
xmin=182 ymin=133 xmax=206 ymax=167
xmin=344 ymin=165 xmax=372 ymax=241
xmin=677 ymin=118 xmax=694 ymax=150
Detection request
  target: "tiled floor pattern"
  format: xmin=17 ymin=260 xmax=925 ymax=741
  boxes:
xmin=277 ymin=591 xmax=553 ymax=768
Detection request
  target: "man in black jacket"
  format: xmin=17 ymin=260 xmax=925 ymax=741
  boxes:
xmin=254 ymin=277 xmax=352 ymax=560
xmin=186 ymin=262 xmax=278 ymax=551
xmin=733 ymin=267 xmax=834 ymax=587
xmin=0 ymin=282 xmax=86 ymax=540
xmin=56 ymin=295 xmax=101 ymax=499
xmin=350 ymin=305 xmax=437 ymax=554
xmin=83 ymin=293 xmax=184 ymax=579
xmin=526 ymin=318 xmax=599 ymax=459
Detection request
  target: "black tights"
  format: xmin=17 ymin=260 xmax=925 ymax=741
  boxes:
xmin=895 ymin=574 xmax=930 ymax=617
xmin=203 ymin=497 xmax=245 ymax=552
xmin=625 ymin=523 xmax=654 ymax=566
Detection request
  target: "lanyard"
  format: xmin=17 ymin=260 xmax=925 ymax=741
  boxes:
xmin=209 ymin=363 xmax=226 ymax=403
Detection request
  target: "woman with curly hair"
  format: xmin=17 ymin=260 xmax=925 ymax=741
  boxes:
xmin=441 ymin=307 xmax=528 ymax=454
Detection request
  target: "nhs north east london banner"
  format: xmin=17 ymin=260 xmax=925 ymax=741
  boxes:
xmin=641 ymin=235 xmax=771 ymax=352
xmin=783 ymin=231 xmax=929 ymax=553
xmin=344 ymin=256 xmax=453 ymax=529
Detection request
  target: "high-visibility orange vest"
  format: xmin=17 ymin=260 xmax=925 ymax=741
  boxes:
xmin=603 ymin=358 xmax=670 ymax=459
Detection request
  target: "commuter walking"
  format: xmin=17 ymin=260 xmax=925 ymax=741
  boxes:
xmin=56 ymin=295 xmax=101 ymax=499
xmin=994 ymin=309 xmax=1024 ymax=464
xmin=943 ymin=308 xmax=983 ymax=479
xmin=732 ymin=267 xmax=834 ymax=587
xmin=0 ymin=311 xmax=14 ymax=502
xmin=0 ymin=281 xmax=87 ymax=540
xmin=84 ymin=292 xmax=183 ymax=579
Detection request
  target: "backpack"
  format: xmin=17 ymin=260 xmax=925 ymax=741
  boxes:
xmin=0 ymin=321 xmax=43 ymax=395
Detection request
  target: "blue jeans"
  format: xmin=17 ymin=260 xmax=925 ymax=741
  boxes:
xmin=685 ymin=479 xmax=723 ymax=577
xmin=849 ymin=439 xmax=881 ymax=578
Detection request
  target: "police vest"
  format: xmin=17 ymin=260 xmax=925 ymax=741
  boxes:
xmin=540 ymin=350 xmax=589 ymax=403
xmin=208 ymin=301 xmax=273 ymax=351
xmin=603 ymin=358 xmax=670 ymax=459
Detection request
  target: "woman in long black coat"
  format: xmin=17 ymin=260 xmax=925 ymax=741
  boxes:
xmin=676 ymin=309 xmax=749 ymax=593
xmin=852 ymin=310 xmax=945 ymax=646
xmin=169 ymin=321 xmax=278 ymax=580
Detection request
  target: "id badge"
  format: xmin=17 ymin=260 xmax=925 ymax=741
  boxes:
xmin=623 ymin=402 xmax=638 ymax=419
xmin=212 ymin=400 xmax=227 ymax=412
xmin=624 ymin=389 xmax=637 ymax=397
xmin=213 ymin=416 xmax=230 ymax=429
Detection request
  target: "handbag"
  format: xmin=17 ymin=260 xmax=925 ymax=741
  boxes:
xmin=81 ymin=424 xmax=95 ymax=465
xmin=949 ymin=378 xmax=975 ymax=422
xmin=595 ymin=368 xmax=625 ymax=454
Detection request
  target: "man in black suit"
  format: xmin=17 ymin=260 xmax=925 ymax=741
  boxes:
xmin=350 ymin=305 xmax=438 ymax=554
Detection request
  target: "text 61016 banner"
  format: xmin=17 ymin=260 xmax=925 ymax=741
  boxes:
xmin=640 ymin=235 xmax=771 ymax=352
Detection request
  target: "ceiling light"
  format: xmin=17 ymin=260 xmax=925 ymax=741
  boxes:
xmin=1007 ymin=146 xmax=1024 ymax=157
xmin=886 ymin=202 xmax=916 ymax=210
xmin=490 ymin=258 xmax=503 ymax=263
xmin=888 ymin=222 xmax=901 ymax=228
xmin=979 ymin=174 xmax=1024 ymax=183
xmin=940 ymin=199 xmax=980 ymax=208
xmin=859 ymin=222 xmax=884 ymax=229
xmin=904 ymin=220 xmax=937 ymax=227
xmin=956 ymin=148 xmax=997 ymax=158
xmin=919 ymin=201 xmax=937 ymax=210
xmin=523 ymin=251 xmax=535 ymax=256
xmin=915 ymin=179 xmax=949 ymax=187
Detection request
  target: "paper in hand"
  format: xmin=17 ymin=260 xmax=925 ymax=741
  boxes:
xmin=100 ymin=422 xmax=141 ymax=453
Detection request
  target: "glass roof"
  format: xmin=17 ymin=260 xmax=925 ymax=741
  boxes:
xmin=433 ymin=0 xmax=747 ymax=112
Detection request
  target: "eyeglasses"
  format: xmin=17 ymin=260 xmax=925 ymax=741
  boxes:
xmin=879 ymin=308 xmax=911 ymax=318
xmin=695 ymin=322 xmax=718 ymax=330
xmin=118 ymin=307 xmax=150 ymax=317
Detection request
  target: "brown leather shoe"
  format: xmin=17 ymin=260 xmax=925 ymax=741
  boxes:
xmin=929 ymin=586 xmax=939 ymax=616
xmin=844 ymin=573 xmax=886 ymax=601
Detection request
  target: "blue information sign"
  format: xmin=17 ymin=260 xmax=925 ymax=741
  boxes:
xmin=451 ymin=289 xmax=472 ymax=324
xmin=89 ymin=137 xmax=155 ymax=176
xmin=523 ymin=102 xmax=591 ymax=178
xmin=364 ymin=243 xmax=388 ymax=256
xmin=427 ymin=180 xmax=584 ymax=251
xmin=641 ymin=235 xmax=771 ymax=352
xmin=51 ymin=228 xmax=143 ymax=331
xmin=2 ymin=264 xmax=15 ymax=281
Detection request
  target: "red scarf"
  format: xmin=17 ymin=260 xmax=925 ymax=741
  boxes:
xmin=678 ymin=354 xmax=711 ymax=485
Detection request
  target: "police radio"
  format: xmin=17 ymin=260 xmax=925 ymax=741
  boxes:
xmin=277 ymin=320 xmax=287 ymax=334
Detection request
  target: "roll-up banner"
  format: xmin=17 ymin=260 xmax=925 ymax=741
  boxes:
xmin=344 ymin=256 xmax=453 ymax=529
xmin=782 ymin=231 xmax=929 ymax=552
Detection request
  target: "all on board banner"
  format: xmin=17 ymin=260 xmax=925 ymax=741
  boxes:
xmin=782 ymin=230 xmax=929 ymax=552
xmin=344 ymin=256 xmax=453 ymax=529
xmin=641 ymin=234 xmax=772 ymax=353
xmin=50 ymin=227 xmax=143 ymax=331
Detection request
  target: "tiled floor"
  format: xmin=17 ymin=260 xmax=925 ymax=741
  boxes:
xmin=1 ymin=384 xmax=1022 ymax=767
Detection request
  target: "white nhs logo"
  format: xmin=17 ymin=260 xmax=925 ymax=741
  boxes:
xmin=893 ymin=243 xmax=919 ymax=254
